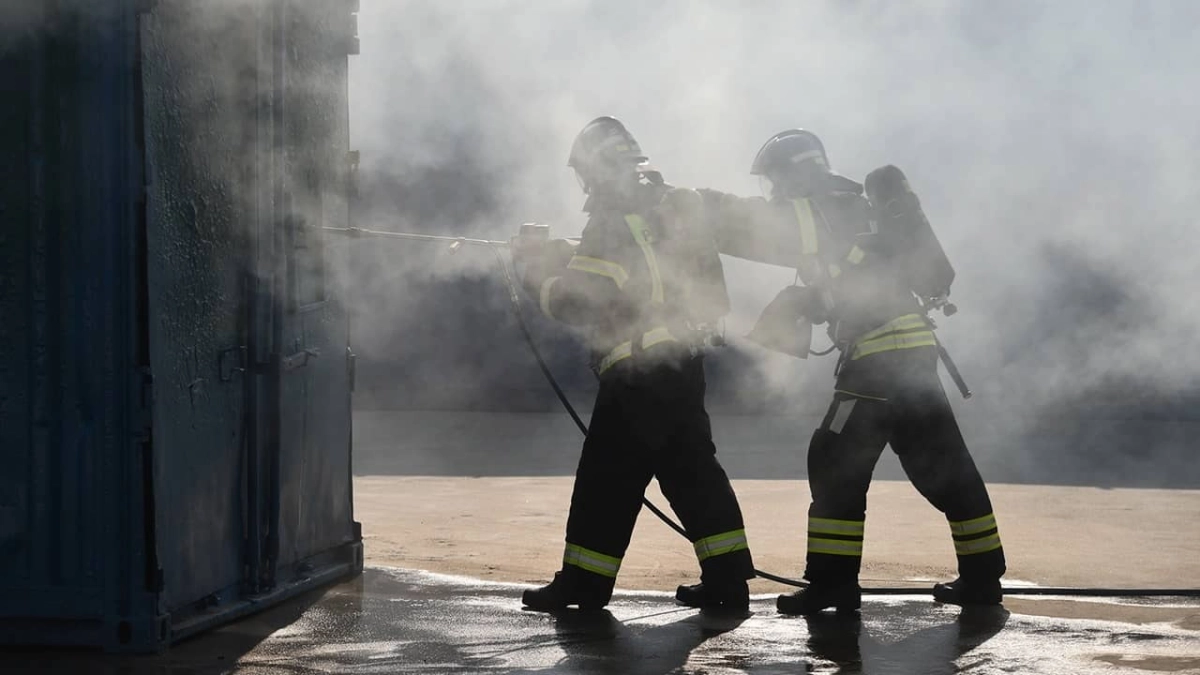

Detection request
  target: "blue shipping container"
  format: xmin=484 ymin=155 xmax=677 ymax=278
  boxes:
xmin=0 ymin=0 xmax=362 ymax=651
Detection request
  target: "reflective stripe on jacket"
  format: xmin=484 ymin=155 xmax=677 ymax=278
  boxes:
xmin=848 ymin=313 xmax=935 ymax=361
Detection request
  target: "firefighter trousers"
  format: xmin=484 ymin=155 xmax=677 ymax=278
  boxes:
xmin=804 ymin=347 xmax=1006 ymax=584
xmin=559 ymin=355 xmax=754 ymax=589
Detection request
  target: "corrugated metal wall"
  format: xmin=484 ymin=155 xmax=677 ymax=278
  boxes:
xmin=0 ymin=0 xmax=362 ymax=652
xmin=0 ymin=1 xmax=153 ymax=648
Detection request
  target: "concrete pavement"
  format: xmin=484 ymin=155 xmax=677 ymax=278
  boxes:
xmin=354 ymin=476 xmax=1200 ymax=595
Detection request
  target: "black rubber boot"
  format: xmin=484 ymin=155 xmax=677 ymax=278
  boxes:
xmin=674 ymin=580 xmax=750 ymax=612
xmin=933 ymin=577 xmax=1002 ymax=606
xmin=522 ymin=568 xmax=614 ymax=611
xmin=776 ymin=583 xmax=861 ymax=616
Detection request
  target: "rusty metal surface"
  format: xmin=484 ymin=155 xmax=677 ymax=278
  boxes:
xmin=138 ymin=0 xmax=360 ymax=632
xmin=0 ymin=0 xmax=360 ymax=650
xmin=141 ymin=0 xmax=259 ymax=612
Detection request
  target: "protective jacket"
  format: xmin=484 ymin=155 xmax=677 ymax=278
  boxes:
xmin=700 ymin=175 xmax=936 ymax=397
xmin=707 ymin=176 xmax=927 ymax=337
xmin=524 ymin=181 xmax=728 ymax=377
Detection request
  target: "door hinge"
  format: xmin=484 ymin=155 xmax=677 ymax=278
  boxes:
xmin=218 ymin=345 xmax=248 ymax=382
xmin=347 ymin=0 xmax=360 ymax=55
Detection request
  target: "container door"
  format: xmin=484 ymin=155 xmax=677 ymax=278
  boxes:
xmin=264 ymin=0 xmax=356 ymax=580
xmin=140 ymin=1 xmax=260 ymax=612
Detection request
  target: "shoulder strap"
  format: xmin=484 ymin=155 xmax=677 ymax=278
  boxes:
xmin=623 ymin=213 xmax=664 ymax=304
xmin=790 ymin=198 xmax=821 ymax=256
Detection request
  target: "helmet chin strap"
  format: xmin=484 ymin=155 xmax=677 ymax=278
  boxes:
xmin=637 ymin=166 xmax=664 ymax=186
xmin=770 ymin=173 xmax=811 ymax=200
xmin=582 ymin=164 xmax=654 ymax=201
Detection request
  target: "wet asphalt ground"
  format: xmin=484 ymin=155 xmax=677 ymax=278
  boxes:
xmin=5 ymin=567 xmax=1199 ymax=674
xmin=5 ymin=407 xmax=1197 ymax=673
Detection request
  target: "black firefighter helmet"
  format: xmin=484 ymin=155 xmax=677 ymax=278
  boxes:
xmin=567 ymin=116 xmax=659 ymax=195
xmin=750 ymin=129 xmax=831 ymax=199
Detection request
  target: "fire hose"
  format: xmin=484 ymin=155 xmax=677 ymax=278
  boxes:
xmin=325 ymin=227 xmax=800 ymax=586
xmin=327 ymin=226 xmax=1200 ymax=599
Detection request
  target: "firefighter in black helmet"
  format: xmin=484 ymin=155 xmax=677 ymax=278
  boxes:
xmin=516 ymin=116 xmax=755 ymax=612
xmin=699 ymin=129 xmax=1006 ymax=615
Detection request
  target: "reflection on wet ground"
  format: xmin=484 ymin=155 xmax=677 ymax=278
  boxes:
xmin=3 ymin=567 xmax=1199 ymax=674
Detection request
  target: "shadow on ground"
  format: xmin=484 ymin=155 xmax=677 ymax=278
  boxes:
xmin=6 ymin=568 xmax=1198 ymax=674
xmin=0 ymin=582 xmax=338 ymax=674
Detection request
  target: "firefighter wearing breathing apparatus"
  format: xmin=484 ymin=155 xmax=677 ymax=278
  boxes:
xmin=699 ymin=129 xmax=1006 ymax=615
xmin=515 ymin=116 xmax=755 ymax=612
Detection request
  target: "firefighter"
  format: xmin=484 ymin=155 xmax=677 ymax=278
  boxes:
xmin=515 ymin=116 xmax=755 ymax=612
xmin=699 ymin=129 xmax=1005 ymax=614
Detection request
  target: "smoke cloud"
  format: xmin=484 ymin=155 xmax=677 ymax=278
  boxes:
xmin=340 ymin=1 xmax=1200 ymax=486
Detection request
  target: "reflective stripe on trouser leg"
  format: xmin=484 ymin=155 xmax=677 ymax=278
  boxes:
xmin=563 ymin=543 xmax=622 ymax=578
xmin=949 ymin=513 xmax=1002 ymax=555
xmin=807 ymin=516 xmax=865 ymax=557
xmin=693 ymin=528 xmax=749 ymax=563
xmin=804 ymin=399 xmax=886 ymax=583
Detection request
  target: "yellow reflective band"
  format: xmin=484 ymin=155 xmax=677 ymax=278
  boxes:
xmin=828 ymin=263 xmax=842 ymax=278
xmin=808 ymin=517 xmax=865 ymax=537
xmin=857 ymin=314 xmax=929 ymax=343
xmin=954 ymin=533 xmax=1003 ymax=556
xmin=624 ymin=214 xmax=664 ymax=304
xmin=539 ymin=276 xmax=560 ymax=320
xmin=693 ymin=529 xmax=749 ymax=562
xmin=851 ymin=314 xmax=936 ymax=361
xmin=563 ymin=543 xmax=622 ymax=578
xmin=949 ymin=514 xmax=998 ymax=536
xmin=807 ymin=537 xmax=864 ymax=557
xmin=567 ymin=255 xmax=630 ymax=288
xmin=792 ymin=199 xmax=819 ymax=256
xmin=846 ymin=245 xmax=865 ymax=265
xmin=596 ymin=327 xmax=678 ymax=375
xmin=851 ymin=330 xmax=936 ymax=360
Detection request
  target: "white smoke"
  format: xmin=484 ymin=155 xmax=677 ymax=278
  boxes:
xmin=345 ymin=0 xmax=1200 ymax=481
